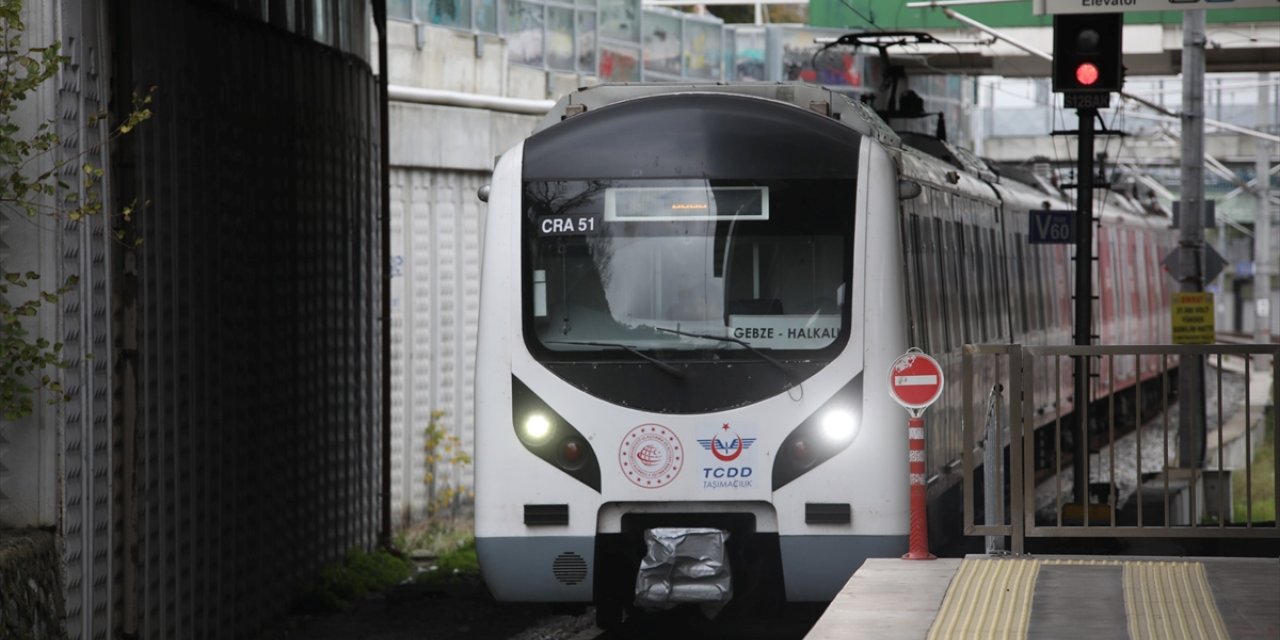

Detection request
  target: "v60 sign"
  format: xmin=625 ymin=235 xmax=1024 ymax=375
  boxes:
xmin=1029 ymin=209 xmax=1076 ymax=245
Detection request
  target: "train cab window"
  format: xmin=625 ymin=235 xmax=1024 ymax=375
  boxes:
xmin=521 ymin=178 xmax=855 ymax=362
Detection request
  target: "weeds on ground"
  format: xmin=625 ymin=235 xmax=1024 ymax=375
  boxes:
xmin=1232 ymin=414 xmax=1276 ymax=523
xmin=296 ymin=548 xmax=413 ymax=613
xmin=396 ymin=518 xmax=480 ymax=585
xmin=415 ymin=536 xmax=479 ymax=585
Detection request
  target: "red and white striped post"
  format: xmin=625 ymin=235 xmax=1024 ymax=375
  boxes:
xmin=905 ymin=415 xmax=935 ymax=560
xmin=888 ymin=349 xmax=944 ymax=561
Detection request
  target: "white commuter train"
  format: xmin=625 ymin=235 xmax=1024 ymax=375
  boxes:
xmin=473 ymin=83 xmax=1174 ymax=627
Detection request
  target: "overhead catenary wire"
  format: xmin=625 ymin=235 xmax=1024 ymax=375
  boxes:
xmin=933 ymin=6 xmax=1280 ymax=145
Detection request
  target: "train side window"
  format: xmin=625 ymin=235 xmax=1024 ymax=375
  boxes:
xmin=1113 ymin=230 xmax=1123 ymax=339
xmin=929 ymin=216 xmax=949 ymax=352
xmin=974 ymin=221 xmax=987 ymax=342
xmin=1031 ymin=244 xmax=1046 ymax=331
xmin=939 ymin=219 xmax=955 ymax=351
xmin=905 ymin=213 xmax=928 ymax=351
xmin=1134 ymin=231 xmax=1149 ymax=329
xmin=962 ymin=221 xmax=981 ymax=343
xmin=1108 ymin=231 xmax=1117 ymax=339
xmin=987 ymin=227 xmax=1005 ymax=340
xmin=1015 ymin=236 xmax=1029 ymax=336
xmin=972 ymin=218 xmax=988 ymax=342
xmin=948 ymin=220 xmax=961 ymax=342
xmin=983 ymin=225 xmax=995 ymax=341
xmin=1050 ymin=246 xmax=1064 ymax=331
xmin=1120 ymin=231 xmax=1132 ymax=340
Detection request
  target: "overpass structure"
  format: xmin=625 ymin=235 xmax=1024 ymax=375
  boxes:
xmin=809 ymin=0 xmax=1279 ymax=76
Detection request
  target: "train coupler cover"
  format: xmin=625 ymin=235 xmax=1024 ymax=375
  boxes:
xmin=633 ymin=528 xmax=733 ymax=617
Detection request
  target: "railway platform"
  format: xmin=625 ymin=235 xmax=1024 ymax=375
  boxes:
xmin=806 ymin=555 xmax=1279 ymax=640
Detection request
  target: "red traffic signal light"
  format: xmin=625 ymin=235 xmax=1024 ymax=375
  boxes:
xmin=1075 ymin=62 xmax=1100 ymax=87
xmin=1053 ymin=13 xmax=1123 ymax=93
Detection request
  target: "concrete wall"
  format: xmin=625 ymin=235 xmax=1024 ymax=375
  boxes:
xmin=385 ymin=21 xmax=559 ymax=527
xmin=383 ymin=19 xmax=590 ymax=102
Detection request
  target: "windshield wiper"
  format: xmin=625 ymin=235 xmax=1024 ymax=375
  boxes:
xmin=653 ymin=327 xmax=796 ymax=383
xmin=545 ymin=340 xmax=686 ymax=380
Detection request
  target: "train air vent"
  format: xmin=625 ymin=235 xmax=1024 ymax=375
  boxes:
xmin=552 ymin=552 xmax=588 ymax=586
xmin=805 ymin=502 xmax=852 ymax=525
xmin=524 ymin=503 xmax=569 ymax=525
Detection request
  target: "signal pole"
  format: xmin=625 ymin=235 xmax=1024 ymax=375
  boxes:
xmin=1052 ymin=12 xmax=1122 ymax=510
xmin=1178 ymin=10 xmax=1207 ymax=471
xmin=1072 ymin=108 xmax=1096 ymax=509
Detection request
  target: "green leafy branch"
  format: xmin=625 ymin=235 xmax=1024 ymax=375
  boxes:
xmin=0 ymin=272 xmax=76 ymax=420
xmin=0 ymin=1 xmax=153 ymax=420
xmin=424 ymin=410 xmax=473 ymax=518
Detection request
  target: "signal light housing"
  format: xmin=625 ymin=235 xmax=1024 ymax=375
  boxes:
xmin=1053 ymin=13 xmax=1123 ymax=93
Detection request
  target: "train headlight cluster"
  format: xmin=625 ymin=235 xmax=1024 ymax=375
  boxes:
xmin=772 ymin=376 xmax=863 ymax=490
xmin=511 ymin=377 xmax=602 ymax=491
xmin=819 ymin=409 xmax=858 ymax=442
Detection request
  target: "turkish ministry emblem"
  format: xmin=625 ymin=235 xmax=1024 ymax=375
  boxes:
xmin=619 ymin=424 xmax=683 ymax=488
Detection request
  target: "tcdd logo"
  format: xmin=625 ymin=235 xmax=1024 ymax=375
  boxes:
xmin=697 ymin=423 xmax=756 ymax=462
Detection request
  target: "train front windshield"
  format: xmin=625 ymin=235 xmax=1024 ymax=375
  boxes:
xmin=522 ymin=178 xmax=855 ymax=361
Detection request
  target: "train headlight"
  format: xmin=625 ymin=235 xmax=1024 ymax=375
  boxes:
xmin=819 ymin=409 xmax=858 ymax=442
xmin=772 ymin=376 xmax=862 ymax=490
xmin=512 ymin=377 xmax=601 ymax=490
xmin=522 ymin=414 xmax=553 ymax=443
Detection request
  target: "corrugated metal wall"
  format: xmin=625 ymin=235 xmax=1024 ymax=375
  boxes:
xmin=59 ymin=3 xmax=116 ymax=639
xmin=111 ymin=2 xmax=382 ymax=637
xmin=389 ymin=168 xmax=485 ymax=526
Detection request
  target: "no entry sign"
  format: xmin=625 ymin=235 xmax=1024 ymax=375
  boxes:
xmin=889 ymin=350 xmax=944 ymax=411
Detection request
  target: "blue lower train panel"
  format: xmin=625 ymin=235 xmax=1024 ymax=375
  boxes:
xmin=479 ymin=533 xmax=909 ymax=604
xmin=477 ymin=536 xmax=596 ymax=601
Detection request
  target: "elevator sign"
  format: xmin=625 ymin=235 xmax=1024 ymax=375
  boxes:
xmin=1039 ymin=0 xmax=1278 ymax=15
xmin=889 ymin=350 xmax=945 ymax=411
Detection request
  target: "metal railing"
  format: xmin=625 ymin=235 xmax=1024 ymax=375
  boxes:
xmin=962 ymin=343 xmax=1280 ymax=554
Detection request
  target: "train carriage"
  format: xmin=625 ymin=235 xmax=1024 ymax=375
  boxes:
xmin=472 ymin=82 xmax=1174 ymax=627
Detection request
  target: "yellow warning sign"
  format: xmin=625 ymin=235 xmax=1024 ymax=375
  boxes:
xmin=1172 ymin=292 xmax=1215 ymax=344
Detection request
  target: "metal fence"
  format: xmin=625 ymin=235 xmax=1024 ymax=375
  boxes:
xmin=111 ymin=2 xmax=383 ymax=638
xmin=962 ymin=344 xmax=1280 ymax=554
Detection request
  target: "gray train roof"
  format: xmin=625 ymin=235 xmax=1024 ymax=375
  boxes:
xmin=533 ymin=82 xmax=1168 ymax=230
xmin=533 ymin=82 xmax=901 ymax=147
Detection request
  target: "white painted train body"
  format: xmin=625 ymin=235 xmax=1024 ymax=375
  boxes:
xmin=473 ymin=83 xmax=1173 ymax=624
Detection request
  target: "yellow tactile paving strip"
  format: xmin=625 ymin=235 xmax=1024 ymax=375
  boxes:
xmin=1125 ymin=561 xmax=1229 ymax=640
xmin=927 ymin=558 xmax=1231 ymax=640
xmin=926 ymin=558 xmax=1039 ymax=640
